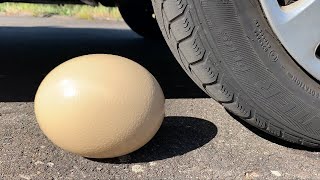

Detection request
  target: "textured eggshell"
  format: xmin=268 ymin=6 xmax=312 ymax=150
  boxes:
xmin=34 ymin=54 xmax=165 ymax=158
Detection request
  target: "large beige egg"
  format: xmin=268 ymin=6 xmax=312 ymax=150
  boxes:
xmin=34 ymin=54 xmax=165 ymax=158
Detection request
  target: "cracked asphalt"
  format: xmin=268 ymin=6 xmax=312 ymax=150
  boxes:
xmin=0 ymin=16 xmax=319 ymax=180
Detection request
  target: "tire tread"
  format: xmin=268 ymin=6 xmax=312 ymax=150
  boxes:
xmin=154 ymin=0 xmax=320 ymax=148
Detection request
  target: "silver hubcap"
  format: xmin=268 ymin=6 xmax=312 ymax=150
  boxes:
xmin=259 ymin=0 xmax=320 ymax=80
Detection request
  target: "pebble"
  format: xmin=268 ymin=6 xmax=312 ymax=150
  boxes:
xmin=149 ymin=162 xmax=157 ymax=166
xmin=244 ymin=171 xmax=260 ymax=179
xmin=35 ymin=161 xmax=44 ymax=165
xmin=19 ymin=174 xmax=31 ymax=180
xmin=271 ymin=170 xmax=281 ymax=177
xmin=132 ymin=165 xmax=144 ymax=173
xmin=47 ymin=162 xmax=54 ymax=167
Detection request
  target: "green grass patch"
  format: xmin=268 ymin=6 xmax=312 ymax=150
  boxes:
xmin=0 ymin=3 xmax=122 ymax=20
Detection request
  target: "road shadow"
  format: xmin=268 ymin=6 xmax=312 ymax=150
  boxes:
xmin=89 ymin=116 xmax=217 ymax=163
xmin=226 ymin=110 xmax=320 ymax=152
xmin=0 ymin=26 xmax=207 ymax=102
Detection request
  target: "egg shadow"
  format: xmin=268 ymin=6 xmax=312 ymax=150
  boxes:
xmin=89 ymin=116 xmax=217 ymax=163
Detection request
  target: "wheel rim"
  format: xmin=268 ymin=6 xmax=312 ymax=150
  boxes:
xmin=259 ymin=0 xmax=320 ymax=80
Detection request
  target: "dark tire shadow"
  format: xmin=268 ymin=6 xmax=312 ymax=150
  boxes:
xmin=89 ymin=116 xmax=217 ymax=163
xmin=0 ymin=26 xmax=207 ymax=102
xmin=226 ymin=110 xmax=320 ymax=152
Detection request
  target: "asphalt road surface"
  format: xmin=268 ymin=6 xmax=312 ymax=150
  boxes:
xmin=0 ymin=16 xmax=320 ymax=180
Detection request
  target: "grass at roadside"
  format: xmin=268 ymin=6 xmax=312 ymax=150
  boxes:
xmin=0 ymin=3 xmax=122 ymax=20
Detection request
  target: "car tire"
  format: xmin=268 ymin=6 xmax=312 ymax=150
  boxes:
xmin=152 ymin=0 xmax=320 ymax=147
xmin=117 ymin=0 xmax=161 ymax=38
